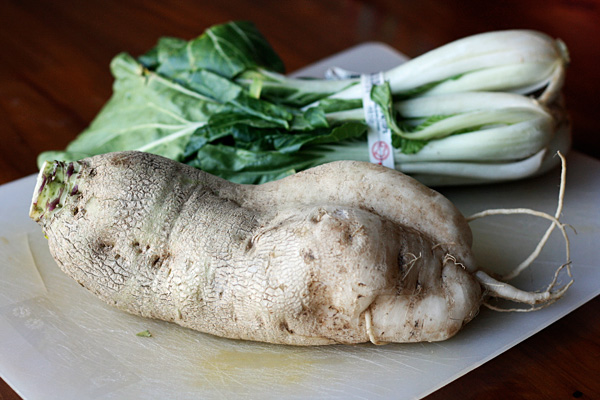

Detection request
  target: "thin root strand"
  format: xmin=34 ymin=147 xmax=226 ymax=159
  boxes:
xmin=469 ymin=151 xmax=573 ymax=310
xmin=364 ymin=309 xmax=388 ymax=345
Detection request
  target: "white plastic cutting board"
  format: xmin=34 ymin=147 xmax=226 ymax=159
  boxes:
xmin=1 ymin=44 xmax=599 ymax=400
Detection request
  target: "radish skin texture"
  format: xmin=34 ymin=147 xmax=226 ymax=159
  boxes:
xmin=30 ymin=151 xmax=485 ymax=345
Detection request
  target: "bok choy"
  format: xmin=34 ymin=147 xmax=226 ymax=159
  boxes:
xmin=38 ymin=21 xmax=570 ymax=185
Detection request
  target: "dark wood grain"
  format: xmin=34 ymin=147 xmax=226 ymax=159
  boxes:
xmin=1 ymin=1 xmax=598 ymax=399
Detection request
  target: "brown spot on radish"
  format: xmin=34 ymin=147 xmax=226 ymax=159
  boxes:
xmin=397 ymin=251 xmax=404 ymax=270
xmin=132 ymin=241 xmax=142 ymax=254
xmin=346 ymin=233 xmax=353 ymax=243
xmin=151 ymin=255 xmax=161 ymax=267
xmin=96 ymin=240 xmax=113 ymax=251
xmin=279 ymin=321 xmax=294 ymax=334
xmin=109 ymin=152 xmax=139 ymax=168
xmin=302 ymin=248 xmax=315 ymax=263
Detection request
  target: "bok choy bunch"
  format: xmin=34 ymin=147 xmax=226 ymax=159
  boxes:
xmin=38 ymin=21 xmax=570 ymax=185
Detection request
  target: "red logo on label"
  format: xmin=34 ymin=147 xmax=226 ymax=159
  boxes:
xmin=371 ymin=141 xmax=390 ymax=164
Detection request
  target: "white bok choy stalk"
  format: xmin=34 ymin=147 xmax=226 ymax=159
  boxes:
xmin=319 ymin=92 xmax=567 ymax=185
xmin=305 ymin=30 xmax=569 ymax=106
xmin=299 ymin=30 xmax=569 ymax=185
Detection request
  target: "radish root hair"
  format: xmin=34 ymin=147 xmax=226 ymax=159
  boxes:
xmin=364 ymin=309 xmax=387 ymax=345
xmin=467 ymin=152 xmax=573 ymax=312
xmin=401 ymin=252 xmax=422 ymax=280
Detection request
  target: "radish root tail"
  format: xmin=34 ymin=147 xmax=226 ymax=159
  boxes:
xmin=468 ymin=152 xmax=573 ymax=312
xmin=364 ymin=309 xmax=387 ymax=345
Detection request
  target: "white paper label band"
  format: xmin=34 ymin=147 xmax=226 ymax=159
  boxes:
xmin=324 ymin=68 xmax=395 ymax=169
xmin=361 ymin=72 xmax=395 ymax=169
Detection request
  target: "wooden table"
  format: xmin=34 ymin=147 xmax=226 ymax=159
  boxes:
xmin=1 ymin=1 xmax=598 ymax=398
